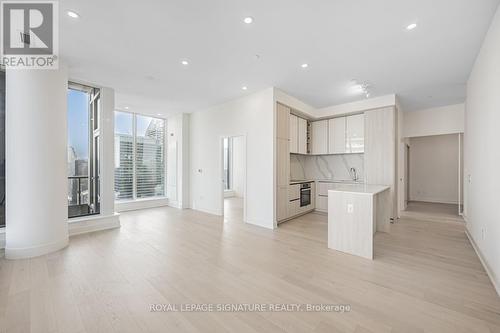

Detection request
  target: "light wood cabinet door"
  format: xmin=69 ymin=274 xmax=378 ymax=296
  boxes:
xmin=298 ymin=117 xmax=308 ymax=154
xmin=346 ymin=114 xmax=365 ymax=153
xmin=328 ymin=117 xmax=346 ymax=154
xmin=289 ymin=114 xmax=298 ymax=154
xmin=277 ymin=138 xmax=290 ymax=187
xmin=364 ymin=107 xmax=396 ymax=218
xmin=288 ymin=184 xmax=300 ymax=201
xmin=311 ymin=120 xmax=328 ymax=155
xmin=276 ymin=103 xmax=290 ymax=140
xmin=277 ymin=186 xmax=289 ymax=221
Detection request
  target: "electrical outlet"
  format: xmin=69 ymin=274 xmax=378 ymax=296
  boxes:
xmin=347 ymin=203 xmax=354 ymax=214
xmin=482 ymin=228 xmax=486 ymax=240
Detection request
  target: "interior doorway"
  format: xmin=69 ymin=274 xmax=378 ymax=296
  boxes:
xmin=403 ymin=133 xmax=464 ymax=222
xmin=221 ymin=135 xmax=246 ymax=223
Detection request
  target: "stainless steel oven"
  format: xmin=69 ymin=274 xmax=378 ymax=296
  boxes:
xmin=300 ymin=183 xmax=311 ymax=207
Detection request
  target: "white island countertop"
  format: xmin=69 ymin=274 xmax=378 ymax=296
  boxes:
xmin=328 ymin=184 xmax=390 ymax=195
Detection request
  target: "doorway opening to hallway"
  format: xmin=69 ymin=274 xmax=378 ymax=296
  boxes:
xmin=221 ymin=135 xmax=246 ymax=223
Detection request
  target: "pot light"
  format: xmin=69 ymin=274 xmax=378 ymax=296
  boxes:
xmin=301 ymin=63 xmax=309 ymax=69
xmin=181 ymin=60 xmax=189 ymax=66
xmin=243 ymin=17 xmax=253 ymax=24
xmin=124 ymin=106 xmax=129 ymax=110
xmin=67 ymin=10 xmax=80 ymax=18
xmin=242 ymin=86 xmax=248 ymax=90
xmin=157 ymin=113 xmax=162 ymax=116
xmin=406 ymin=23 xmax=417 ymax=30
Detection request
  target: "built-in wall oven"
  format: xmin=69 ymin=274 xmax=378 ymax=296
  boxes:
xmin=300 ymin=183 xmax=311 ymax=207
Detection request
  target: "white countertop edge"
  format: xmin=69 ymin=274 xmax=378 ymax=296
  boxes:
xmin=328 ymin=185 xmax=390 ymax=195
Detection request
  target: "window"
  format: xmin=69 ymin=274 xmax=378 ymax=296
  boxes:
xmin=67 ymin=84 xmax=101 ymax=218
xmin=223 ymin=137 xmax=231 ymax=190
xmin=114 ymin=112 xmax=166 ymax=201
xmin=114 ymin=112 xmax=134 ymax=200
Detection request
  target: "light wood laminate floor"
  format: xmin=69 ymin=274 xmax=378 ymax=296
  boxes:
xmin=0 ymin=206 xmax=499 ymax=333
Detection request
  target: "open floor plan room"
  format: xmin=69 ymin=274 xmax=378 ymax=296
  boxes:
xmin=1 ymin=208 xmax=499 ymax=332
xmin=1 ymin=0 xmax=500 ymax=332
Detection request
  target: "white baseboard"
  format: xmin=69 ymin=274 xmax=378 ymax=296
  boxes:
xmin=246 ymin=218 xmax=274 ymax=230
xmin=116 ymin=197 xmax=169 ymax=212
xmin=5 ymin=237 xmax=69 ymax=259
xmin=68 ymin=213 xmax=120 ymax=236
xmin=409 ymin=198 xmax=462 ymax=205
xmin=191 ymin=206 xmax=222 ymax=216
xmin=465 ymin=227 xmax=500 ymax=296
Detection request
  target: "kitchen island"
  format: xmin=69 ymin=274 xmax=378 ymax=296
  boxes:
xmin=328 ymin=184 xmax=391 ymax=259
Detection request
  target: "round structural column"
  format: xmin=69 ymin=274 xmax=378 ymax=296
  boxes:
xmin=5 ymin=66 xmax=69 ymax=259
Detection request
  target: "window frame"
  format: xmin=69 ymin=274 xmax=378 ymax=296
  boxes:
xmin=114 ymin=110 xmax=167 ymax=202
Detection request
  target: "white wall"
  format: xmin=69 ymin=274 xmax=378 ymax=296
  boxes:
xmin=166 ymin=113 xmax=190 ymax=209
xmin=464 ymin=5 xmax=500 ymax=294
xmin=408 ymin=134 xmax=460 ymax=204
xmin=403 ymin=104 xmax=464 ymax=138
xmin=231 ymin=136 xmax=245 ymax=197
xmin=190 ymin=88 xmax=274 ymax=229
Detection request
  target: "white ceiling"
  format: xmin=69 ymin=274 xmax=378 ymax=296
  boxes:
xmin=60 ymin=0 xmax=500 ymax=115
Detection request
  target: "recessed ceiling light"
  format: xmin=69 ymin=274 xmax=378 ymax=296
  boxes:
xmin=242 ymin=86 xmax=248 ymax=90
xmin=301 ymin=63 xmax=309 ymax=69
xmin=124 ymin=106 xmax=129 ymax=110
xmin=243 ymin=17 xmax=253 ymax=24
xmin=181 ymin=60 xmax=189 ymax=66
xmin=157 ymin=113 xmax=162 ymax=116
xmin=406 ymin=23 xmax=417 ymax=30
xmin=67 ymin=10 xmax=79 ymax=18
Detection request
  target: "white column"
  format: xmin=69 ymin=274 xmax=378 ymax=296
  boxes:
xmin=5 ymin=67 xmax=69 ymax=259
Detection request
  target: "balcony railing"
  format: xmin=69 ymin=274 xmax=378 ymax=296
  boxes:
xmin=68 ymin=175 xmax=88 ymax=206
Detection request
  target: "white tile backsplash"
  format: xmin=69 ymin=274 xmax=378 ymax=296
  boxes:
xmin=290 ymin=154 xmax=364 ymax=182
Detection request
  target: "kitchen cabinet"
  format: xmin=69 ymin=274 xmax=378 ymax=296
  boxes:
xmin=328 ymin=117 xmax=346 ymax=154
xmin=298 ymin=117 xmax=308 ymax=154
xmin=288 ymin=184 xmax=300 ymax=201
xmin=276 ymin=103 xmax=291 ymax=223
xmin=364 ymin=107 xmax=396 ymax=219
xmin=289 ymin=114 xmax=298 ymax=154
xmin=316 ymin=182 xmax=337 ymax=212
xmin=277 ymin=103 xmax=290 ymax=140
xmin=346 ymin=113 xmax=364 ymax=153
xmin=311 ymin=120 xmax=328 ymax=155
xmin=277 ymin=187 xmax=288 ymax=221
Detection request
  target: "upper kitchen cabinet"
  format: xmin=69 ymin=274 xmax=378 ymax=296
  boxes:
xmin=328 ymin=117 xmax=346 ymax=154
xmin=289 ymin=114 xmax=298 ymax=154
xmin=297 ymin=117 xmax=308 ymax=154
xmin=276 ymin=103 xmax=290 ymax=140
xmin=311 ymin=120 xmax=328 ymax=155
xmin=346 ymin=113 xmax=365 ymax=153
xmin=289 ymin=114 xmax=307 ymax=154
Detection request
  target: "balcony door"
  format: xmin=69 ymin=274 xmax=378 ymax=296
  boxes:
xmin=67 ymin=83 xmax=100 ymax=218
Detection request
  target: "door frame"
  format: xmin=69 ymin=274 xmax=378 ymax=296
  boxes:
xmin=219 ymin=134 xmax=247 ymax=222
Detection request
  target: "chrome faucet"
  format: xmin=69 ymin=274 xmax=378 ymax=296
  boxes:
xmin=349 ymin=167 xmax=358 ymax=181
